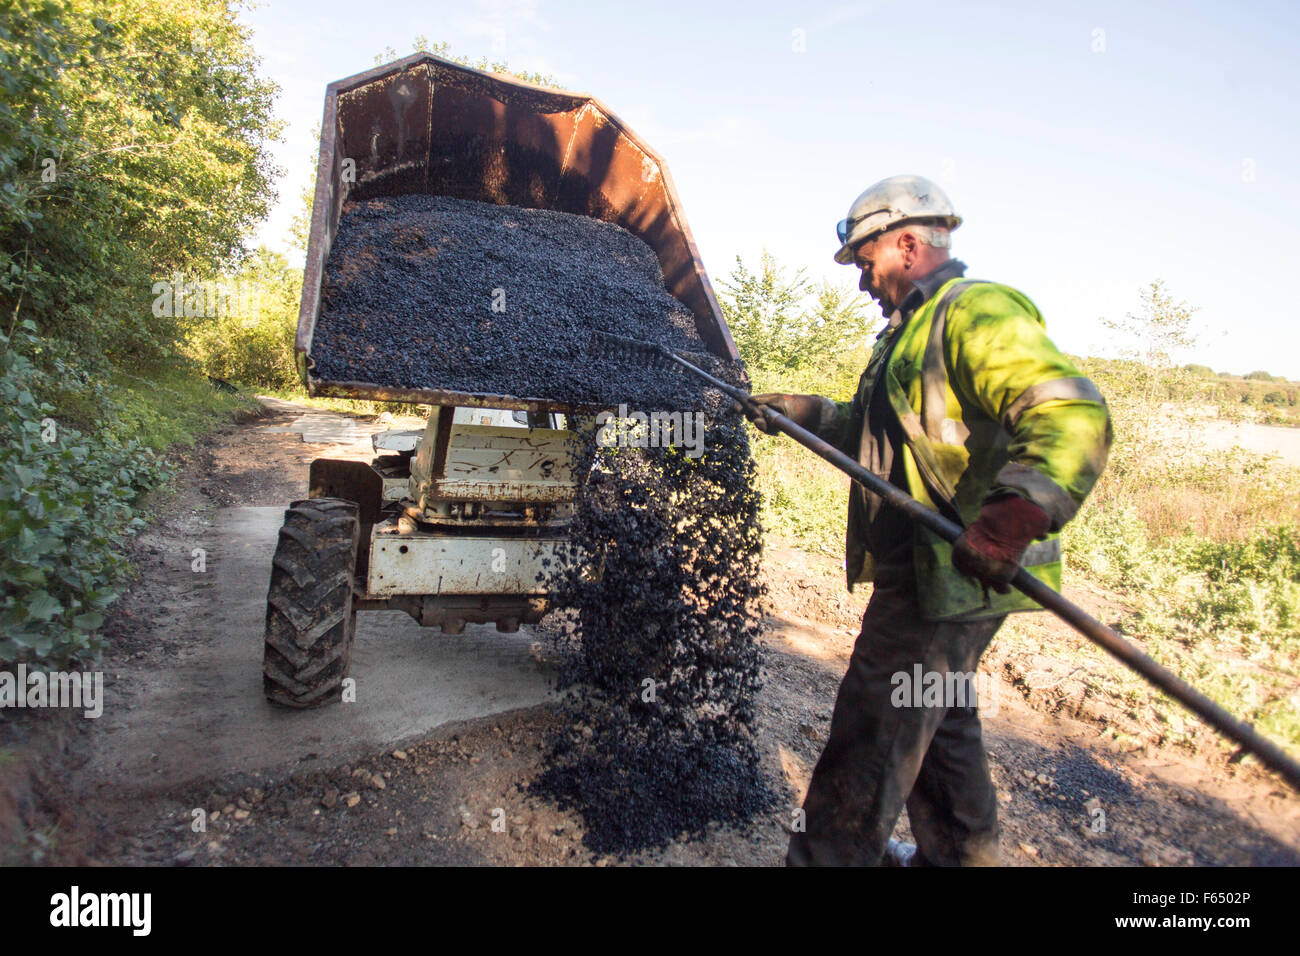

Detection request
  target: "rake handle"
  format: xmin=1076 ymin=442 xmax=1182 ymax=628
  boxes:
xmin=660 ymin=347 xmax=1300 ymax=792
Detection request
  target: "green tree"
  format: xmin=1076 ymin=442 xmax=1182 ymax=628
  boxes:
xmin=184 ymin=247 xmax=302 ymax=389
xmin=0 ymin=0 xmax=283 ymax=369
xmin=1094 ymin=279 xmax=1202 ymax=444
xmin=1101 ymin=279 xmax=1199 ymax=372
xmin=717 ymin=251 xmax=873 ymax=397
xmin=1077 ymin=280 xmax=1213 ymax=525
xmin=0 ymin=0 xmax=282 ymax=665
xmin=289 ymin=39 xmax=562 ymax=257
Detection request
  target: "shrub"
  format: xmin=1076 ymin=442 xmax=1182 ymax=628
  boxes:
xmin=0 ymin=326 xmax=171 ymax=664
xmin=1063 ymin=501 xmax=1150 ymax=587
xmin=183 ymin=248 xmax=302 ymax=391
xmin=1185 ymin=525 xmax=1300 ymax=636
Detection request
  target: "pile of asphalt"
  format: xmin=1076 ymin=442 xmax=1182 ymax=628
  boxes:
xmin=533 ymin=402 xmax=775 ymax=855
xmin=312 ymin=194 xmax=728 ymax=410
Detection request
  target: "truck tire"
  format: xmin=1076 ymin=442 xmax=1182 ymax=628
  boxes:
xmin=263 ymin=498 xmax=360 ymax=708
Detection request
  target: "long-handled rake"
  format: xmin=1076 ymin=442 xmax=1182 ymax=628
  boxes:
xmin=591 ymin=330 xmax=1300 ymax=792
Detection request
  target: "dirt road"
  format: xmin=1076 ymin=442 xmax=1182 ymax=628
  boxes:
xmin=84 ymin=401 xmax=554 ymax=794
xmin=10 ymin=400 xmax=1298 ymax=866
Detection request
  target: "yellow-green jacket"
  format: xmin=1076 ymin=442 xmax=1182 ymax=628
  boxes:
xmin=814 ymin=271 xmax=1113 ymax=621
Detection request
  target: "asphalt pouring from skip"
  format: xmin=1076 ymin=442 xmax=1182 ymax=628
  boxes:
xmin=315 ymin=196 xmax=775 ymax=853
xmin=535 ymin=402 xmax=774 ymax=854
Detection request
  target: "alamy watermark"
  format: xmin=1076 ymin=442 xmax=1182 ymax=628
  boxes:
xmin=890 ymin=664 xmax=999 ymax=715
xmin=151 ymin=272 xmax=263 ymax=320
xmin=595 ymin=404 xmax=705 ymax=459
xmin=50 ymin=886 xmax=150 ymax=936
xmin=0 ymin=664 xmax=103 ymax=719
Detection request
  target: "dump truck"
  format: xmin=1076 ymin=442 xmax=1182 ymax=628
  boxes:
xmin=265 ymin=53 xmax=739 ymax=708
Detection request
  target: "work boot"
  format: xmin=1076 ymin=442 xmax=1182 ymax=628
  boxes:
xmin=882 ymin=838 xmax=918 ymax=867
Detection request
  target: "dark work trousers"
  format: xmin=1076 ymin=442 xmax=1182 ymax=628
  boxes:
xmin=786 ymin=563 xmax=1005 ymax=866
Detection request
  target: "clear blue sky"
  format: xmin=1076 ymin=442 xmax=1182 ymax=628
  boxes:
xmin=243 ymin=0 xmax=1300 ymax=379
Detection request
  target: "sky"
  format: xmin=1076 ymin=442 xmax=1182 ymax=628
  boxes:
xmin=240 ymin=0 xmax=1300 ymax=379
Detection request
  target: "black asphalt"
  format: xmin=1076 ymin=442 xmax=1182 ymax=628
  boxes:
xmin=313 ymin=194 xmax=731 ymax=411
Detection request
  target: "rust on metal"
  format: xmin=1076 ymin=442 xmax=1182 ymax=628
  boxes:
xmin=429 ymin=408 xmax=456 ymax=479
xmin=352 ymin=594 xmax=549 ymax=632
xmin=308 ymin=457 xmax=385 ymax=576
xmin=423 ymin=478 xmax=574 ymax=504
xmin=308 ymin=378 xmax=606 ymax=415
xmin=298 ymin=52 xmax=737 ymax=410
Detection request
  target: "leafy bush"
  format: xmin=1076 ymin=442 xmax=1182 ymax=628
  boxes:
xmin=0 ymin=326 xmax=171 ymax=664
xmin=1063 ymin=501 xmax=1150 ymax=586
xmin=183 ymin=247 xmax=301 ymax=390
xmin=0 ymin=0 xmax=284 ymax=667
xmin=718 ymin=252 xmax=874 ymax=393
xmin=1185 ymin=525 xmax=1300 ymax=637
xmin=748 ymin=432 xmax=849 ymax=555
xmin=716 ymin=252 xmax=876 ymax=551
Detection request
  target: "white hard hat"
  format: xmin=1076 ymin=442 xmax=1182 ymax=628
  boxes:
xmin=833 ymin=175 xmax=961 ymax=264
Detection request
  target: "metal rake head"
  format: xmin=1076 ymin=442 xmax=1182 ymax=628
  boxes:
xmin=588 ymin=330 xmax=680 ymax=373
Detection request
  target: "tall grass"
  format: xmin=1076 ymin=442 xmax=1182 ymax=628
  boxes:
xmin=749 ymin=434 xmax=849 ymax=555
xmin=744 ymin=343 xmax=869 ymax=555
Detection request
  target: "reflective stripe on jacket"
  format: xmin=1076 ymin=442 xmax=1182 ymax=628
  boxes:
xmin=816 ymin=276 xmax=1113 ymax=621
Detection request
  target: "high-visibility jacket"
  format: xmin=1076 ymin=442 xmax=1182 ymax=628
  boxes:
xmin=815 ymin=276 xmax=1113 ymax=621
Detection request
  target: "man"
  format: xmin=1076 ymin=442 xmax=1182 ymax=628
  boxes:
xmin=746 ymin=175 xmax=1112 ymax=866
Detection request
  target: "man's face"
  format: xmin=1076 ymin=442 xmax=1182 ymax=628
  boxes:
xmin=851 ymin=235 xmax=879 ymax=296
xmin=852 ymin=228 xmax=909 ymax=306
